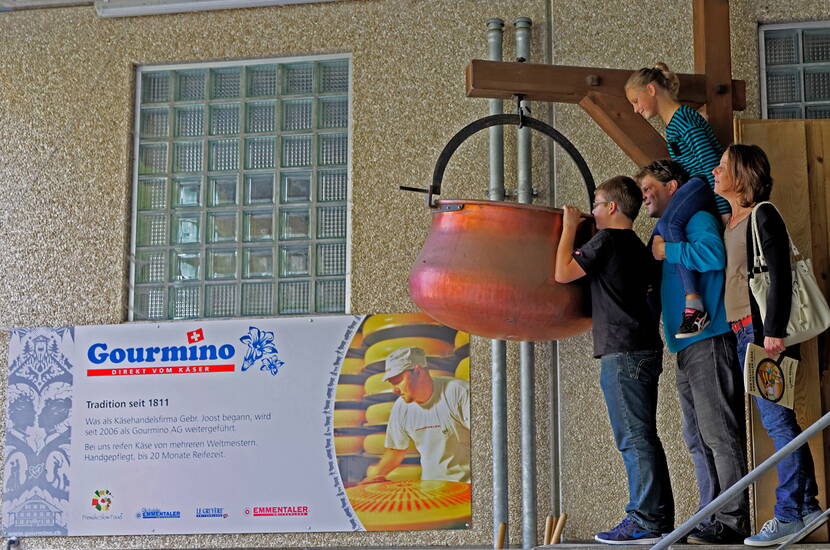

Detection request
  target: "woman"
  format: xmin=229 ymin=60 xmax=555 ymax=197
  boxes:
xmin=713 ymin=143 xmax=824 ymax=546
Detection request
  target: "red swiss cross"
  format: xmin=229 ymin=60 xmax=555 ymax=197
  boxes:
xmin=187 ymin=328 xmax=204 ymax=344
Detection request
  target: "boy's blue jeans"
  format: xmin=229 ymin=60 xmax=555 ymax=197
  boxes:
xmin=655 ymin=176 xmax=715 ymax=299
xmin=733 ymin=321 xmax=820 ymax=522
xmin=600 ymin=349 xmax=674 ymax=531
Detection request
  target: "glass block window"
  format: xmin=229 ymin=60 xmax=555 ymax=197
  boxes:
xmin=760 ymin=23 xmax=830 ymax=119
xmin=130 ymin=55 xmax=350 ymax=320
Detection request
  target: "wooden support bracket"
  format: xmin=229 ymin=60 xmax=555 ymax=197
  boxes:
xmin=465 ymin=58 xmax=746 ymax=166
xmin=579 ymin=91 xmax=669 ymax=167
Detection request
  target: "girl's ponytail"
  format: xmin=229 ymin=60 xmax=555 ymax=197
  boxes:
xmin=626 ymin=62 xmax=680 ymax=100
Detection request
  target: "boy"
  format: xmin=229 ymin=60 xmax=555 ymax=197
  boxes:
xmin=555 ymin=176 xmax=671 ymax=545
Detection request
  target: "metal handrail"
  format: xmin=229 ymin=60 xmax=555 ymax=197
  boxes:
xmin=652 ymin=409 xmax=830 ymax=549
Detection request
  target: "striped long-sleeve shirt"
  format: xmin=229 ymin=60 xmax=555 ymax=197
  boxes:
xmin=665 ymin=105 xmax=730 ymax=215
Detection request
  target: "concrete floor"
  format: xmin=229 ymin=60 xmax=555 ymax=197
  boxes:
xmin=536 ymin=545 xmax=830 ymax=549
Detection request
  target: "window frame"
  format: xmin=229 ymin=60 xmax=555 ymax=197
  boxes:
xmin=759 ymin=21 xmax=830 ymax=119
xmin=128 ymin=53 xmax=353 ymax=321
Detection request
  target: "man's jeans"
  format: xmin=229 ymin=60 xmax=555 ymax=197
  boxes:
xmin=676 ymin=332 xmax=749 ymax=533
xmin=654 ymin=176 xmax=714 ymax=297
xmin=733 ymin=321 xmax=820 ymax=522
xmin=600 ymin=349 xmax=674 ymax=532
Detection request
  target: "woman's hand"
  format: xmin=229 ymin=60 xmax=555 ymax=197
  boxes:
xmin=764 ymin=336 xmax=786 ymax=358
xmin=652 ymin=235 xmax=666 ymax=260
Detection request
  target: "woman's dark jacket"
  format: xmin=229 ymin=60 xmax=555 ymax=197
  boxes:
xmin=745 ymin=202 xmax=798 ymax=356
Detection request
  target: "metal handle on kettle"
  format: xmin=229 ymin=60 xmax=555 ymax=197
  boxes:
xmin=402 ymin=113 xmax=596 ymax=210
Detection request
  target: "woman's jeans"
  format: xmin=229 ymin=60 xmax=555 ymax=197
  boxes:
xmin=733 ymin=321 xmax=820 ymax=522
xmin=654 ymin=176 xmax=715 ymax=299
xmin=600 ymin=350 xmax=674 ymax=531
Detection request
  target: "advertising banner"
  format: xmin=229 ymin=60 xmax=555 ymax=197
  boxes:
xmin=2 ymin=314 xmax=471 ymax=536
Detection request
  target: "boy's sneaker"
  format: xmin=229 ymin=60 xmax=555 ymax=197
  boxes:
xmin=594 ymin=517 xmax=661 ymax=545
xmin=744 ymin=517 xmax=804 ymax=547
xmin=675 ymin=308 xmax=710 ymax=339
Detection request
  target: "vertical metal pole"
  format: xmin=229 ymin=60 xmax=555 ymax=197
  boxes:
xmin=543 ymin=0 xmax=562 ymax=522
xmin=515 ymin=16 xmax=536 ymax=550
xmin=486 ymin=17 xmax=509 ymax=550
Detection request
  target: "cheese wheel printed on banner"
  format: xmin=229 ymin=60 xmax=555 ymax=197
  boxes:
xmin=364 ymin=337 xmax=454 ymax=366
xmin=335 ymin=435 xmax=365 ymax=455
xmin=429 ymin=370 xmax=453 ymax=378
xmin=455 ymin=357 xmax=470 ymax=381
xmin=365 ymin=401 xmax=394 ymax=425
xmin=454 ymin=331 xmax=470 ymax=349
xmin=346 ymin=480 xmax=471 ymax=531
xmin=334 ymin=409 xmax=366 ymax=429
xmin=362 ymin=313 xmax=440 ymax=337
xmin=340 ymin=357 xmax=364 ymax=376
xmin=363 ymin=432 xmax=417 ymax=455
xmin=366 ymin=463 xmax=422 ymax=482
xmin=336 ymin=384 xmax=364 ymax=402
xmin=364 ymin=372 xmax=392 ymax=396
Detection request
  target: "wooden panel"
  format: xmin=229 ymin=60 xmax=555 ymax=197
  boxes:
xmin=735 ymin=119 xmax=827 ymax=541
xmin=465 ymin=59 xmax=747 ymax=110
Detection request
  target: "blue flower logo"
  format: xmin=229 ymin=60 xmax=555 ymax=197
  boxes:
xmin=239 ymin=327 xmax=284 ymax=375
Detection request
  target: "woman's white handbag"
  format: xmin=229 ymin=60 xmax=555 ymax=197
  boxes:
xmin=750 ymin=201 xmax=830 ymax=346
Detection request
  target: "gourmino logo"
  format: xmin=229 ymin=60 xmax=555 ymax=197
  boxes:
xmin=92 ymin=489 xmax=112 ymax=511
xmin=239 ymin=327 xmax=285 ymax=375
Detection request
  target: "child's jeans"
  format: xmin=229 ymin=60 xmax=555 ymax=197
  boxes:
xmin=654 ymin=176 xmax=716 ymax=298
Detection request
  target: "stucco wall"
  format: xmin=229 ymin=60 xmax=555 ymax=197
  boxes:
xmin=0 ymin=0 xmax=553 ymax=548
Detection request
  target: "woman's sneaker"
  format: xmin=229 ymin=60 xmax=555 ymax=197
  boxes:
xmin=594 ymin=517 xmax=662 ymax=545
xmin=795 ymin=509 xmax=829 ymax=543
xmin=744 ymin=517 xmax=804 ymax=547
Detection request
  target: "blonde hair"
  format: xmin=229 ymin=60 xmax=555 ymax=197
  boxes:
xmin=625 ymin=62 xmax=680 ymax=100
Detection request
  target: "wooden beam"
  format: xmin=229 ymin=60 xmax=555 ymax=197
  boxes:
xmin=694 ymin=0 xmax=735 ymax=146
xmin=579 ymin=92 xmax=669 ymax=166
xmin=466 ymin=59 xmax=746 ymax=111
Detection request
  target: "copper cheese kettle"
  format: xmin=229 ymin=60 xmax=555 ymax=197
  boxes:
xmin=404 ymin=114 xmax=596 ymax=341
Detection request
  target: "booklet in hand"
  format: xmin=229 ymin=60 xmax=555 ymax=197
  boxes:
xmin=744 ymin=343 xmax=798 ymax=409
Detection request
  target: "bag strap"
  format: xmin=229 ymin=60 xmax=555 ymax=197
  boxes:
xmin=750 ymin=202 xmax=767 ymax=274
xmin=751 ymin=201 xmax=802 ymax=274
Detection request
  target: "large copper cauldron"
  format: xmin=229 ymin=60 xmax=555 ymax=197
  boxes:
xmin=405 ymin=114 xmax=596 ymax=341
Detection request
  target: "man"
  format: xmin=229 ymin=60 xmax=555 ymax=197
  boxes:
xmin=636 ymin=159 xmax=749 ymax=544
xmin=556 ymin=176 xmax=672 ymax=545
xmin=361 ymin=346 xmax=470 ymax=483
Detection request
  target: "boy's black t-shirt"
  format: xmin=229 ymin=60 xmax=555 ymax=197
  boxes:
xmin=572 ymin=228 xmax=663 ymax=358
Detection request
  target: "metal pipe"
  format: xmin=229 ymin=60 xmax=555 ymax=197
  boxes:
xmin=519 ymin=339 xmax=536 ymax=549
xmin=543 ymin=1 xmax=562 ymax=521
xmin=515 ymin=16 xmax=536 ymax=550
xmin=652 ymin=410 xmax=830 ymax=550
xmin=487 ymin=18 xmax=506 ymax=203
xmin=486 ymin=17 xmax=509 ymax=549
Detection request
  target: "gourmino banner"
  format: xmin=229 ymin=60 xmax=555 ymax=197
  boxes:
xmin=2 ymin=314 xmax=471 ymax=536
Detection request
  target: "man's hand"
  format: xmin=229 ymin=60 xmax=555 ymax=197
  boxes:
xmin=764 ymin=336 xmax=786 ymax=358
xmin=562 ymin=205 xmax=584 ymax=232
xmin=652 ymin=235 xmax=666 ymax=260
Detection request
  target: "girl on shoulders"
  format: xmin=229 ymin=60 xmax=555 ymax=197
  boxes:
xmin=625 ymin=63 xmax=728 ymax=338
